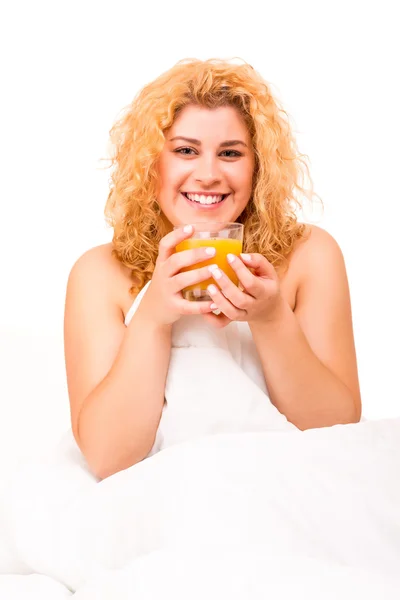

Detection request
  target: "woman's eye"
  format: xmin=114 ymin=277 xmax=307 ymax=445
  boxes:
xmin=220 ymin=150 xmax=241 ymax=158
xmin=175 ymin=147 xmax=241 ymax=158
xmin=175 ymin=147 xmax=196 ymax=155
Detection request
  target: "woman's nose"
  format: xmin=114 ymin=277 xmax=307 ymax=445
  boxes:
xmin=194 ymin=155 xmax=222 ymax=186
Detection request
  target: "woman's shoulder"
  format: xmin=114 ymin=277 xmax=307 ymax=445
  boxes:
xmin=288 ymin=223 xmax=342 ymax=267
xmin=290 ymin=223 xmax=344 ymax=272
xmin=67 ymin=242 xmax=137 ymax=321
xmin=281 ymin=224 xmax=344 ymax=308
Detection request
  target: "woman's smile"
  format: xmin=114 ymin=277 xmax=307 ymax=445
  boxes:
xmin=180 ymin=191 xmax=230 ymax=210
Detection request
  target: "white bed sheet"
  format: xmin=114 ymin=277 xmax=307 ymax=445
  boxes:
xmin=2 ymin=417 xmax=400 ymax=596
xmin=0 ymin=574 xmax=72 ymax=598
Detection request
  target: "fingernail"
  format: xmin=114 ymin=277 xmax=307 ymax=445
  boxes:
xmin=240 ymin=253 xmax=251 ymax=261
xmin=209 ymin=266 xmax=222 ymax=279
xmin=210 ymin=303 xmax=217 ymax=309
xmin=205 ymin=247 xmax=216 ymax=256
xmin=208 ymin=285 xmax=218 ymax=294
xmin=183 ymin=225 xmax=193 ymax=233
xmin=227 ymin=253 xmax=235 ymax=264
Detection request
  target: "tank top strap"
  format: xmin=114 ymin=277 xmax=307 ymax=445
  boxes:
xmin=124 ymin=281 xmax=151 ymax=326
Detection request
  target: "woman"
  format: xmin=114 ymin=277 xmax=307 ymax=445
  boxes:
xmin=64 ymin=58 xmax=361 ymax=480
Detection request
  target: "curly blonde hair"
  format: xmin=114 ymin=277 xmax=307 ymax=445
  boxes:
xmin=104 ymin=57 xmax=322 ymax=295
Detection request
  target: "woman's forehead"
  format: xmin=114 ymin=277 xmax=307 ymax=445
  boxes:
xmin=168 ymin=105 xmax=251 ymax=140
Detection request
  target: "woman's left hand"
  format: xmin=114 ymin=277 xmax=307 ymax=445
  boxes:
xmin=203 ymin=253 xmax=285 ymax=328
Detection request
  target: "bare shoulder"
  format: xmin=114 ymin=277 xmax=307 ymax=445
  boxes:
xmin=280 ymin=224 xmax=345 ymax=309
xmin=67 ymin=242 xmax=136 ymax=320
xmin=68 ymin=242 xmax=129 ymax=284
xmin=290 ymin=224 xmax=344 ymax=270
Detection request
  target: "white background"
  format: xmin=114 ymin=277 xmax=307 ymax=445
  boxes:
xmin=0 ymin=0 xmax=399 ymax=467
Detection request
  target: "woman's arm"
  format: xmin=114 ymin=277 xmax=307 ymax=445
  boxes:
xmin=64 ymin=247 xmax=171 ymax=480
xmin=250 ymin=227 xmax=362 ymax=430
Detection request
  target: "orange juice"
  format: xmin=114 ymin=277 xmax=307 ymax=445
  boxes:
xmin=176 ymin=237 xmax=243 ymax=296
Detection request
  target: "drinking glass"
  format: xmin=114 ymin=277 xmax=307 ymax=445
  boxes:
xmin=175 ymin=222 xmax=244 ymax=301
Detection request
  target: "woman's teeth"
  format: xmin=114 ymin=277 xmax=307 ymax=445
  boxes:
xmin=183 ymin=193 xmax=226 ymax=205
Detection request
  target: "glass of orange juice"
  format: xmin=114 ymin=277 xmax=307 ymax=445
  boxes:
xmin=175 ymin=222 xmax=244 ymax=301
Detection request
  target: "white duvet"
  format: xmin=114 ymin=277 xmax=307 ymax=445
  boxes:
xmin=2 ymin=418 xmax=400 ymax=598
xmin=2 ymin=282 xmax=400 ymax=597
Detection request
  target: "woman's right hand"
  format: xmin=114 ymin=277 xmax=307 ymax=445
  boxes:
xmin=137 ymin=225 xmax=217 ymax=326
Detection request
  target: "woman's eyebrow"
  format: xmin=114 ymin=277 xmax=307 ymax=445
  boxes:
xmin=169 ymin=136 xmax=248 ymax=148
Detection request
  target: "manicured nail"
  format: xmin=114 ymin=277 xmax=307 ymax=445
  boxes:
xmin=227 ymin=253 xmax=235 ymax=264
xmin=208 ymin=285 xmax=218 ymax=294
xmin=240 ymin=253 xmax=251 ymax=261
xmin=183 ymin=225 xmax=193 ymax=233
xmin=205 ymin=247 xmax=216 ymax=256
xmin=210 ymin=303 xmax=218 ymax=310
xmin=209 ymin=267 xmax=222 ymax=279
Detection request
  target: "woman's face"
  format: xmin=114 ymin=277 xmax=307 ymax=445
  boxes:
xmin=157 ymin=104 xmax=255 ymax=227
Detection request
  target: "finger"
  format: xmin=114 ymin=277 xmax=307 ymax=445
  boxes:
xmin=157 ymin=224 xmax=194 ymax=262
xmin=207 ymin=282 xmax=246 ymax=321
xmin=175 ymin=298 xmax=215 ymax=316
xmin=226 ymin=253 xmax=262 ymax=298
xmin=172 ymin=264 xmax=216 ymax=293
xmin=202 ymin=312 xmax=232 ymax=329
xmin=240 ymin=253 xmax=277 ymax=280
xmin=208 ymin=266 xmax=251 ymax=311
xmin=167 ymin=245 xmax=217 ymax=276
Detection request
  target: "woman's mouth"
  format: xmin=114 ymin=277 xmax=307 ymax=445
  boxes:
xmin=181 ymin=192 xmax=229 ymax=209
